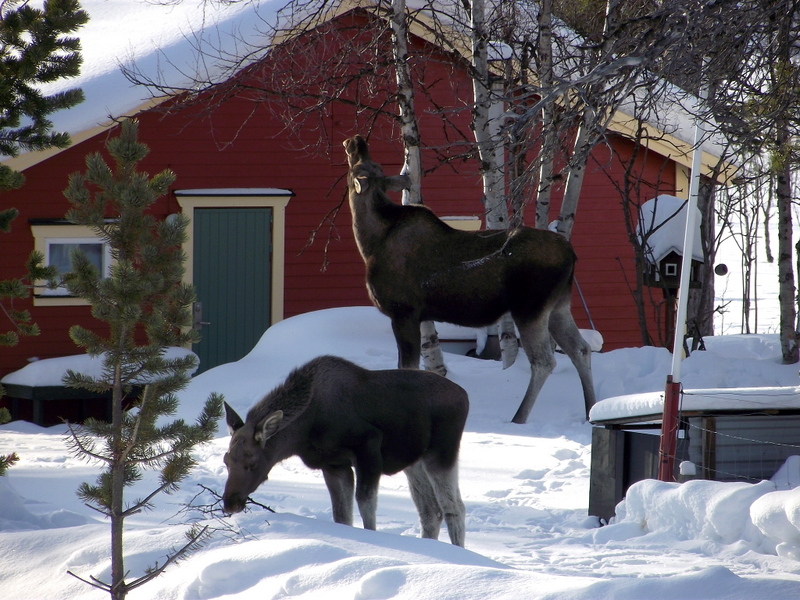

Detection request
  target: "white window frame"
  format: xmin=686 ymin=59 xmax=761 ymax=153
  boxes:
xmin=30 ymin=224 xmax=113 ymax=306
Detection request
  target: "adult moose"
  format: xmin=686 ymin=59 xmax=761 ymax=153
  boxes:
xmin=343 ymin=135 xmax=595 ymax=424
xmin=221 ymin=355 xmax=468 ymax=547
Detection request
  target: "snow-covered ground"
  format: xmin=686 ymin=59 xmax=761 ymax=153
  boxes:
xmin=2 ymin=306 xmax=800 ymax=600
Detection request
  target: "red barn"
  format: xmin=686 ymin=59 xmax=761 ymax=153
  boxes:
xmin=0 ymin=3 xmax=716 ymax=393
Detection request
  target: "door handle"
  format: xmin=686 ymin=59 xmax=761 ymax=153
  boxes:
xmin=193 ymin=302 xmax=211 ymax=331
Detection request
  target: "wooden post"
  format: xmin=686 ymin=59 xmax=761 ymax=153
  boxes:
xmin=658 ymin=377 xmax=681 ymax=481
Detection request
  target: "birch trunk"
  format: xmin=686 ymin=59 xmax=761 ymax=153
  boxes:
xmin=686 ymin=180 xmax=717 ymax=339
xmin=390 ymin=0 xmax=446 ymax=375
xmin=556 ymin=0 xmax=621 ymax=241
xmin=535 ymin=0 xmax=556 ymax=230
xmin=555 ymin=108 xmax=592 ymax=241
xmin=471 ymin=0 xmax=518 ymax=367
xmin=774 ymin=12 xmax=798 ymax=364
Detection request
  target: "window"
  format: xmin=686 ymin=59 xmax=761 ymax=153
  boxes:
xmin=30 ymin=222 xmax=113 ymax=306
xmin=43 ymin=237 xmax=111 ymax=296
xmin=665 ymin=262 xmax=678 ymax=277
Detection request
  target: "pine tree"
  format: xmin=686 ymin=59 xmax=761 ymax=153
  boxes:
xmin=0 ymin=0 xmax=87 ymax=473
xmin=62 ymin=120 xmax=223 ymax=600
xmin=0 ymin=0 xmax=87 ymax=161
xmin=1 ymin=0 xmax=88 ymax=345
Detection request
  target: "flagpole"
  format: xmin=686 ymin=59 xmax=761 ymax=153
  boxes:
xmin=657 ymin=92 xmax=707 ymax=482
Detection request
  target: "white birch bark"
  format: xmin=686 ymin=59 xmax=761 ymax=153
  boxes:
xmin=390 ymin=0 xmax=447 ymax=375
xmin=555 ymin=110 xmax=592 ymax=240
xmin=471 ymin=0 xmax=518 ymax=368
xmin=535 ymin=0 xmax=557 ymax=231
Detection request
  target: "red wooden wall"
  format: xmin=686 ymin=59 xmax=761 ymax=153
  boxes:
xmin=0 ymin=9 xmax=675 ymax=379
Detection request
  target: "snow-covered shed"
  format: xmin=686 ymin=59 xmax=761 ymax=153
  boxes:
xmin=588 ymin=387 xmax=800 ymax=521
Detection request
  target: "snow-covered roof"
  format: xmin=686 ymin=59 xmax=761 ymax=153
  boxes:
xmin=589 ymin=386 xmax=800 ymax=424
xmin=0 ymin=347 xmax=197 ymax=387
xmin=638 ymin=194 xmax=704 ymax=265
xmin=19 ymin=0 xmax=276 ymax=142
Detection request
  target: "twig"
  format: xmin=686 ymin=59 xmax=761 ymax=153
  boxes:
xmin=171 ymin=484 xmax=274 ymax=542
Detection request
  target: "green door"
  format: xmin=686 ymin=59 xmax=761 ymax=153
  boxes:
xmin=192 ymin=207 xmax=272 ymax=373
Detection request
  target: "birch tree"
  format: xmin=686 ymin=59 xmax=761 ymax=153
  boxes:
xmin=469 ymin=0 xmax=518 ymax=366
xmin=390 ymin=0 xmax=446 ymax=374
xmin=534 ymin=0 xmax=557 ymax=230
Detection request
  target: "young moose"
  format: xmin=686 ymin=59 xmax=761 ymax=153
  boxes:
xmin=222 ymin=355 xmax=468 ymax=546
xmin=343 ymin=135 xmax=595 ymax=424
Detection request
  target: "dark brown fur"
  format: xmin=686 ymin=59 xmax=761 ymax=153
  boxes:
xmin=222 ymin=355 xmax=468 ymax=546
xmin=343 ymin=135 xmax=595 ymax=423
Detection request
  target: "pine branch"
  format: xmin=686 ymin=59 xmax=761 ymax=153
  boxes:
xmin=64 ymin=422 xmax=112 ymax=465
xmin=0 ymin=452 xmax=19 ymax=477
xmin=124 ymin=525 xmax=211 ymax=594
xmin=66 ymin=570 xmax=112 ymax=593
xmin=121 ymin=486 xmax=165 ymax=518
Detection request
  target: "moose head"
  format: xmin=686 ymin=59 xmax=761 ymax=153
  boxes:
xmin=221 ymin=402 xmax=284 ymax=514
xmin=344 ymin=135 xmax=410 ymax=197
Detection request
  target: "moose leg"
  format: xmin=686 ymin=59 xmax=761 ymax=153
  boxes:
xmin=353 ymin=434 xmax=384 ymax=530
xmin=390 ymin=314 xmax=422 ymax=369
xmin=512 ymin=314 xmax=557 ymax=424
xmin=404 ymin=461 xmax=443 ymax=541
xmin=322 ymin=465 xmax=355 ymax=526
xmin=548 ymin=299 xmax=596 ymax=420
xmin=422 ymin=459 xmax=466 ymax=547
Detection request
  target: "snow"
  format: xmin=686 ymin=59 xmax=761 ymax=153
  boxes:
xmin=3 ymin=306 xmax=800 ymax=599
xmin=36 ymin=0 xmax=276 ymax=137
xmin=0 ymin=347 xmax=197 ymax=388
xmin=590 ymin=385 xmax=800 ymax=423
xmin=638 ymin=195 xmax=705 ymax=264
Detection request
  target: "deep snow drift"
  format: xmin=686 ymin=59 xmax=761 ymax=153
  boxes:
xmin=2 ymin=306 xmax=800 ymax=599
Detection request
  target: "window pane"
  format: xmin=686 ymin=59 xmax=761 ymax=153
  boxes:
xmin=48 ymin=243 xmax=104 ymax=275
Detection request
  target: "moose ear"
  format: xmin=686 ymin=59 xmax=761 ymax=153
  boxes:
xmin=254 ymin=410 xmax=284 ymax=448
xmin=353 ymin=176 xmax=367 ymax=194
xmin=224 ymin=402 xmax=245 ymax=435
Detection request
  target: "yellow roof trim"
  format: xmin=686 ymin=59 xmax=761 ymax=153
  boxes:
xmin=609 ymin=108 xmax=735 ymax=182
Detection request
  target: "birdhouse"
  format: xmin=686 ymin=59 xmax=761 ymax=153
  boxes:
xmin=643 ymin=249 xmax=703 ymax=290
xmin=638 ymin=195 xmax=704 ymax=293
